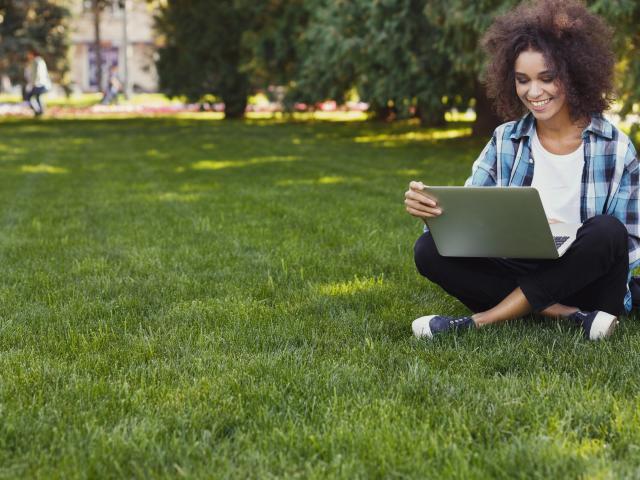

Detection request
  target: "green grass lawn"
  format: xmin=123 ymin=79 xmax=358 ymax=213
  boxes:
xmin=1 ymin=117 xmax=640 ymax=479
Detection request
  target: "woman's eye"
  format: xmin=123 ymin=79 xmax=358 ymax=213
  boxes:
xmin=516 ymin=78 xmax=529 ymax=84
xmin=541 ymin=77 xmax=555 ymax=83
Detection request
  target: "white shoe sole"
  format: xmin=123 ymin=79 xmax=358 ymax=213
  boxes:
xmin=412 ymin=315 xmax=437 ymax=339
xmin=589 ymin=312 xmax=618 ymax=340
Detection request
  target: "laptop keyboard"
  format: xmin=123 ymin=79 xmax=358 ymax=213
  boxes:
xmin=554 ymin=236 xmax=570 ymax=249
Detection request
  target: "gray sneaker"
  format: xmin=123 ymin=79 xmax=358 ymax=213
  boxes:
xmin=412 ymin=315 xmax=475 ymax=339
xmin=569 ymin=310 xmax=618 ymax=340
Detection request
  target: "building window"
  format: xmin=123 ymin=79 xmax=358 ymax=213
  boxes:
xmin=88 ymin=46 xmax=119 ymax=89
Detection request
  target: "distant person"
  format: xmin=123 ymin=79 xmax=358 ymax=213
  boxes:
xmin=24 ymin=49 xmax=51 ymax=116
xmin=101 ymin=65 xmax=122 ymax=105
xmin=406 ymin=0 xmax=638 ymax=340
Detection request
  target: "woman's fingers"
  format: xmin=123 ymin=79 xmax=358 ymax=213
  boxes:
xmin=405 ymin=181 xmax=441 ymax=218
xmin=405 ymin=202 xmax=442 ymax=217
xmin=406 ymin=205 xmax=441 ymax=218
xmin=404 ymin=197 xmax=441 ymax=217
xmin=405 ymin=188 xmax=437 ymax=208
xmin=409 ymin=180 xmax=425 ymax=191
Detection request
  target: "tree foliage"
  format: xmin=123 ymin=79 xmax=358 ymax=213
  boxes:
xmin=293 ymin=0 xmax=462 ymax=125
xmin=240 ymin=0 xmax=308 ymax=89
xmin=0 ymin=0 xmax=70 ymax=88
xmin=154 ymin=0 xmax=640 ymax=130
xmin=290 ymin=0 xmax=514 ymax=129
xmin=590 ymin=0 xmax=640 ymax=135
xmin=155 ymin=0 xmax=307 ymax=118
xmin=155 ymin=0 xmax=252 ymax=118
xmin=422 ymin=0 xmax=519 ymax=133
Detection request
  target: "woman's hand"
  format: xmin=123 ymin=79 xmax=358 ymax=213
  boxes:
xmin=404 ymin=181 xmax=442 ymax=219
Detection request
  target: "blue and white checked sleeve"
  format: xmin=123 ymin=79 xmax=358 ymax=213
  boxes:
xmin=606 ymin=138 xmax=639 ymax=270
xmin=465 ymin=132 xmax=498 ymax=187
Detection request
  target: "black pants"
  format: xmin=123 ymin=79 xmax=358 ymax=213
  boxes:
xmin=414 ymin=215 xmax=629 ymax=316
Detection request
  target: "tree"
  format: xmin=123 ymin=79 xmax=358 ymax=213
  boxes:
xmin=288 ymin=0 xmax=360 ymax=111
xmin=154 ymin=0 xmax=491 ymax=125
xmin=291 ymin=0 xmax=463 ymax=125
xmin=423 ymin=0 xmax=520 ymax=134
xmin=0 ymin=0 xmax=70 ymax=90
xmin=590 ymin=0 xmax=640 ymax=137
xmin=155 ymin=0 xmax=252 ymax=118
xmin=154 ymin=0 xmax=640 ymax=131
xmin=351 ymin=0 xmax=465 ymax=125
xmin=292 ymin=0 xmax=640 ymax=133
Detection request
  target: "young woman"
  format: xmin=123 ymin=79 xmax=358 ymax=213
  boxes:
xmin=404 ymin=0 xmax=639 ymax=340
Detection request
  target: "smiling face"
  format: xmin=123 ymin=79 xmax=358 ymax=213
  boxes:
xmin=514 ymin=49 xmax=569 ymax=124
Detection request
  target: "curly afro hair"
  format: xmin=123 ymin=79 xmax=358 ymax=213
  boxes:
xmin=481 ymin=0 xmax=615 ymax=122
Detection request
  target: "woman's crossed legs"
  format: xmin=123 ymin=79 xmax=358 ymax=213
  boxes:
xmin=413 ymin=215 xmax=629 ymax=337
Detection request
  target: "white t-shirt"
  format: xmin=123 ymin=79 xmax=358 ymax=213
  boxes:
xmin=26 ymin=56 xmax=51 ymax=90
xmin=530 ymin=131 xmax=584 ymax=224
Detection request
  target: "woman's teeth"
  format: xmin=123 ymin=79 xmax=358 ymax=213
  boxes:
xmin=530 ymin=98 xmax=551 ymax=107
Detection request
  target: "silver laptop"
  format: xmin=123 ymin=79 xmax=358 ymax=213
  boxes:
xmin=421 ymin=186 xmax=581 ymax=258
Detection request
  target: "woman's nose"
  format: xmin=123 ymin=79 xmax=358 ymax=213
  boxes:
xmin=528 ymin=81 xmax=543 ymax=98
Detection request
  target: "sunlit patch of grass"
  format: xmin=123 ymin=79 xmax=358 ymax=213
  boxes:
xmin=316 ymin=175 xmax=351 ymax=184
xmin=246 ymin=111 xmax=370 ymax=122
xmin=574 ymin=438 xmax=606 ymax=457
xmin=395 ymin=169 xmax=421 ymax=176
xmin=0 ymin=93 xmax=184 ymax=108
xmin=145 ymin=148 xmax=166 ymax=158
xmin=0 ymin=144 xmax=27 ymax=155
xmin=353 ymin=127 xmax=472 ymax=145
xmin=294 ymin=111 xmax=369 ymax=122
xmin=190 ymin=155 xmax=300 ymax=171
xmin=175 ymin=111 xmax=225 ymax=120
xmin=276 ymin=175 xmax=360 ymax=186
xmin=20 ymin=164 xmax=68 ymax=174
xmin=172 ymin=111 xmax=370 ymax=122
xmin=151 ymin=192 xmax=202 ymax=203
xmin=445 ymin=109 xmax=477 ymax=122
xmin=317 ymin=276 xmax=385 ymax=296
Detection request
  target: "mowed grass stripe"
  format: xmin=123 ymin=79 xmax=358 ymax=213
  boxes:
xmin=0 ymin=117 xmax=639 ymax=479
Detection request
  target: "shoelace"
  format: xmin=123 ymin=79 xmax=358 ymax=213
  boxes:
xmin=449 ymin=317 xmax=469 ymax=326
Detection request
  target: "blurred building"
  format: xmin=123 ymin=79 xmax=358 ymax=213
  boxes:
xmin=69 ymin=0 xmax=158 ymax=93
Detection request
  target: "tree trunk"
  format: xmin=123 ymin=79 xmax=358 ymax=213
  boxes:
xmin=223 ymin=90 xmax=248 ymax=119
xmin=93 ymin=0 xmax=103 ymax=93
xmin=221 ymin=72 xmax=248 ymax=119
xmin=472 ymin=82 xmax=502 ymax=137
xmin=372 ymin=103 xmax=397 ymax=122
xmin=415 ymin=99 xmax=447 ymax=127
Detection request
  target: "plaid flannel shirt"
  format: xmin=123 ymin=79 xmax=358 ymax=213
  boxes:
xmin=465 ymin=113 xmax=640 ymax=312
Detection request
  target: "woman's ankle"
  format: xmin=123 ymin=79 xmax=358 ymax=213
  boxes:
xmin=541 ymin=304 xmax=580 ymax=318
